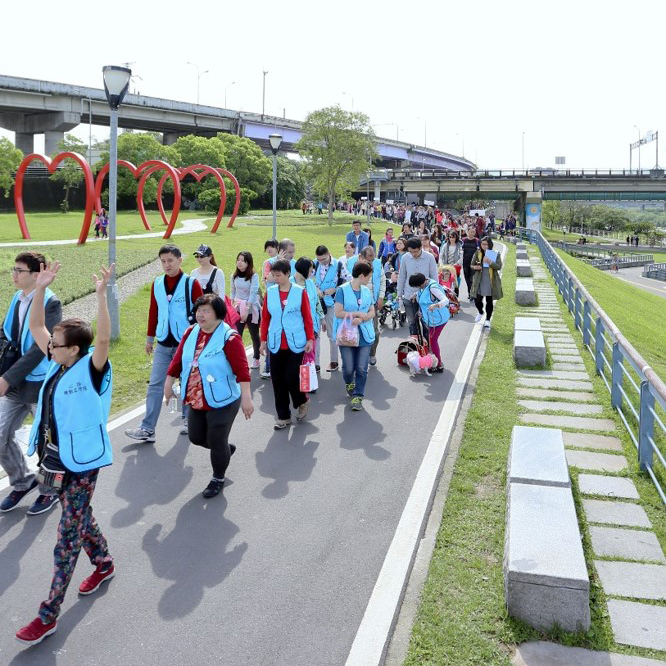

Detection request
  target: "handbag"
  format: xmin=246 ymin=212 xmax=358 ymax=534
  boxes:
xmin=0 ymin=339 xmax=20 ymax=376
xmin=336 ymin=314 xmax=359 ymax=347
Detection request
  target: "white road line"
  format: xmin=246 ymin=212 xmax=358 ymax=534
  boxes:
xmin=344 ymin=242 xmax=505 ymax=666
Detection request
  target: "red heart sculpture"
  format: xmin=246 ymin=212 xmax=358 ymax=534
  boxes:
xmin=156 ymin=164 xmax=228 ymax=232
xmin=135 ymin=161 xmax=182 ymax=239
xmin=94 ymin=160 xmax=181 ymax=236
xmin=215 ymin=168 xmax=241 ymax=231
xmin=14 ymin=152 xmax=95 ymax=244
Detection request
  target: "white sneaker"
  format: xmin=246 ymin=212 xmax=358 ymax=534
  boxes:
xmin=250 ymin=358 xmax=260 ymax=369
xmin=180 ymin=419 xmax=188 ymax=435
xmin=474 ymin=313 xmax=483 ymax=323
xmin=483 ymin=320 xmax=491 ymax=329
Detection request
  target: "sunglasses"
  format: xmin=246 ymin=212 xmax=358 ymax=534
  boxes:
xmin=49 ymin=337 xmax=69 ymax=349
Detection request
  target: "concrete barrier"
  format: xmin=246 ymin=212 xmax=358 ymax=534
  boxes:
xmin=514 ymin=330 xmax=547 ymax=367
xmin=514 ymin=317 xmax=542 ymax=332
xmin=517 ymin=259 xmax=533 ymax=277
xmin=504 ymin=482 xmax=590 ymax=632
xmin=508 ymin=426 xmax=569 ymax=487
xmin=517 ymin=249 xmax=529 ymax=260
xmin=515 ymin=278 xmax=536 ymax=305
xmin=516 ymin=243 xmax=527 ymax=251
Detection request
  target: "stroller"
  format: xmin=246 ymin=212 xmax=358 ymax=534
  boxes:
xmin=379 ymin=293 xmax=407 ymax=329
xmin=396 ymin=309 xmax=429 ymax=366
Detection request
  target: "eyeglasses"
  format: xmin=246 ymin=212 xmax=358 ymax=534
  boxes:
xmin=48 ymin=337 xmax=69 ymax=349
xmin=11 ymin=267 xmax=32 ymax=274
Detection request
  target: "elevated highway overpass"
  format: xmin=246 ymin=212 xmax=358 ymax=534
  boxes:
xmin=0 ymin=74 xmax=474 ymax=171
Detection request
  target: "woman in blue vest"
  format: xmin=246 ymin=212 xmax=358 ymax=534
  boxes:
xmin=333 ymin=262 xmax=376 ymax=411
xmin=408 ymin=272 xmax=450 ymax=372
xmin=164 ymin=294 xmax=254 ymax=498
xmin=260 ymin=260 xmax=315 ymax=429
xmin=313 ymin=245 xmax=341 ymax=372
xmin=293 ymin=257 xmax=323 ymax=373
xmin=15 ymin=262 xmax=115 ymax=647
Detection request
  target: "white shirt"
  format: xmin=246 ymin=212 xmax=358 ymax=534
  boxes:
xmin=17 ymin=289 xmax=36 ymax=331
xmin=338 ymin=255 xmax=353 ymax=282
xmin=190 ymin=267 xmax=226 ymax=297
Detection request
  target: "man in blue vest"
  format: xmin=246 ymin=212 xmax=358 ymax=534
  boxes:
xmin=125 ymin=245 xmax=203 ymax=443
xmin=355 ymin=246 xmax=386 ymax=366
xmin=313 ymin=245 xmax=343 ymax=372
xmin=0 ymin=252 xmax=62 ymax=516
xmin=345 ymin=220 xmax=369 ymax=255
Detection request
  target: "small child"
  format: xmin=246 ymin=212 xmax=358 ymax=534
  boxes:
xmin=386 ymin=271 xmax=399 ymax=299
xmin=438 ymin=264 xmax=456 ymax=291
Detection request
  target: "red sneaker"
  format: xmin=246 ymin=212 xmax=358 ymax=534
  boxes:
xmin=15 ymin=617 xmax=57 ymax=645
xmin=79 ymin=564 xmax=115 ymax=595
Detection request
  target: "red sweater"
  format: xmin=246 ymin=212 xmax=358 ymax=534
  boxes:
xmin=147 ymin=271 xmax=204 ymax=338
xmin=260 ymin=287 xmax=314 ymax=350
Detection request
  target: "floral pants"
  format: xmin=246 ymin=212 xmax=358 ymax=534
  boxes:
xmin=38 ymin=470 xmax=113 ymax=623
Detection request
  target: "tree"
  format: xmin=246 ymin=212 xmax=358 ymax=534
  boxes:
xmin=49 ymin=134 xmax=88 ymax=212
xmin=541 ymin=201 xmax=561 ymax=229
xmin=170 ymin=135 xmax=227 ymax=204
xmin=198 ymin=185 xmax=254 ymax=216
xmin=255 ymin=157 xmax=306 ymax=209
xmin=0 ymin=137 xmax=23 ymax=198
xmin=296 ymin=106 xmax=377 ymax=225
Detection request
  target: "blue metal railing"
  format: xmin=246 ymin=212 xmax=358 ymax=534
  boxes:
xmin=521 ymin=229 xmax=666 ymax=504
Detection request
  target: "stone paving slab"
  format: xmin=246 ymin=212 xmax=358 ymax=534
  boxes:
xmin=548 ymin=346 xmax=581 ymax=354
xmin=607 ymin=599 xmax=666 ymax=650
xmin=578 ymin=474 xmax=639 ymax=499
xmin=567 ymin=450 xmax=628 ymax=471
xmin=595 ymin=561 xmax=666 ymax=601
xmin=590 ymin=526 xmax=666 ymax=562
xmin=517 ymin=376 xmax=594 ymax=391
xmin=541 ymin=326 xmax=569 ymax=332
xmin=563 ymin=432 xmax=623 ymax=451
xmin=519 ymin=369 xmax=590 ymax=380
xmin=518 ymin=400 xmax=603 ymax=415
xmin=583 ymin=499 xmax=652 ymax=528
xmin=522 ymin=413 xmax=615 ymax=432
xmin=551 ymin=353 xmax=584 ymax=363
xmin=552 ymin=362 xmax=587 ymax=372
xmin=516 ymin=387 xmax=596 ymax=402
xmin=512 ymin=640 xmax=666 ymax=666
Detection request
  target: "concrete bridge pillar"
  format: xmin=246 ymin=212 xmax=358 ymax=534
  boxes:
xmin=374 ymin=181 xmax=381 ymax=202
xmin=45 ymin=131 xmax=65 ymax=157
xmin=14 ymin=132 xmax=34 ymax=155
xmin=525 ymin=192 xmax=543 ymax=232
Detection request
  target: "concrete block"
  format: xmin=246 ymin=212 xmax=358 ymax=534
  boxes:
xmin=582 ymin=499 xmax=652 ymax=528
xmin=516 ymin=387 xmax=596 ymax=402
xmin=590 ymin=526 xmax=666 ymax=562
xmin=520 ymin=369 xmax=589 ymax=380
xmin=508 ymin=426 xmax=570 ymax=488
xmin=563 ymin=432 xmax=623 ymax=451
xmin=516 ymin=278 xmax=536 ymax=305
xmin=517 ymin=376 xmax=594 ymax=391
xmin=517 ymin=261 xmax=533 ymax=277
xmin=566 ymin=450 xmax=628 ymax=471
xmin=578 ymin=474 xmax=639 ymax=498
xmin=521 ymin=413 xmax=616 ymax=431
xmin=516 ymin=243 xmax=527 ymax=250
xmin=595 ymin=561 xmax=666 ymax=601
xmin=505 ymin=483 xmax=590 ymax=632
xmin=518 ymin=400 xmax=603 ymax=415
xmin=512 ymin=640 xmax=666 ymax=666
xmin=517 ymin=250 xmax=529 ymax=260
xmin=514 ymin=331 xmax=547 ymax=367
xmin=608 ymin=600 xmax=666 ymax=650
xmin=515 ymin=317 xmax=542 ymax=332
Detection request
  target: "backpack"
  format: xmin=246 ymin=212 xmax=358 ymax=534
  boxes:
xmin=202 ymin=268 xmax=218 ymax=295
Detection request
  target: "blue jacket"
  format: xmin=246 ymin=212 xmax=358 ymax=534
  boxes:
xmin=345 ymin=257 xmax=383 ymax=303
xmin=28 ymin=352 xmax=113 ymax=473
xmin=154 ymin=274 xmax=195 ymax=344
xmin=266 ymin=285 xmax=307 ymax=353
xmin=181 ymin=323 xmax=241 ymax=408
xmin=314 ymin=259 xmax=340 ymax=307
xmin=418 ymin=280 xmax=450 ymax=328
xmin=304 ymin=279 xmax=320 ymax=335
xmin=345 ymin=230 xmax=369 ymax=253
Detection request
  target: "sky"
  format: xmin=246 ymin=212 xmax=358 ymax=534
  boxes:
xmin=1 ymin=0 xmax=664 ymax=170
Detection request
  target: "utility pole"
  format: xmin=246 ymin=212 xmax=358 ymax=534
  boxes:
xmin=262 ymin=70 xmax=268 ymax=120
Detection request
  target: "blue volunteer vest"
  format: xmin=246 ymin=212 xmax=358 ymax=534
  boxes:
xmin=266 ymin=285 xmax=307 ymax=353
xmin=154 ymin=274 xmax=194 ymax=344
xmin=304 ymin=279 xmax=320 ymax=334
xmin=28 ymin=352 xmax=113 ymax=473
xmin=333 ymin=283 xmax=376 ymax=343
xmin=345 ymin=257 xmax=382 ymax=302
xmin=418 ymin=280 xmax=450 ymax=328
xmin=314 ymin=259 xmax=339 ymax=307
xmin=181 ymin=322 xmax=241 ymax=408
xmin=2 ymin=288 xmax=55 ymax=382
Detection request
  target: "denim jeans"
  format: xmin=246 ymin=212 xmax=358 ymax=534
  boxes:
xmin=315 ymin=307 xmax=339 ymax=366
xmin=140 ymin=343 xmax=189 ymax=432
xmin=339 ymin=345 xmax=371 ymax=397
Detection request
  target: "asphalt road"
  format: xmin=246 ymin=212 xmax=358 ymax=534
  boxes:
xmin=0 ymin=288 xmax=481 ymax=666
xmin=607 ymin=265 xmax=666 ymax=299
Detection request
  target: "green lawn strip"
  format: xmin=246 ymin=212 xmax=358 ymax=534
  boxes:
xmin=541 ymin=228 xmax=666 ymax=260
xmin=240 ymin=208 xmax=361 ymax=226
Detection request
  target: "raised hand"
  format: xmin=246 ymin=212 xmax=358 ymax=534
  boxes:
xmin=36 ymin=261 xmax=62 ymax=289
xmin=93 ymin=264 xmax=115 ymax=296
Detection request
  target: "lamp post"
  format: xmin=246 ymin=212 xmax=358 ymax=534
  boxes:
xmin=262 ymin=70 xmax=268 ymax=120
xmin=102 ymin=65 xmax=131 ymax=340
xmin=634 ymin=125 xmax=641 ymax=172
xmin=268 ymin=133 xmax=283 ymax=240
xmin=224 ymin=81 xmax=235 ymax=108
xmin=186 ymin=61 xmax=209 ymax=104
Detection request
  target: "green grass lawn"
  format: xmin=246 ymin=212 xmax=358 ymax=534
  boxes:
xmin=241 ymin=208 xmax=366 ymax=227
xmin=553 ymin=249 xmax=666 ymax=378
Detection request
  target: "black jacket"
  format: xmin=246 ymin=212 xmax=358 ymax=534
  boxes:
xmin=462 ymin=237 xmax=480 ymax=264
xmin=0 ymin=294 xmax=62 ymax=404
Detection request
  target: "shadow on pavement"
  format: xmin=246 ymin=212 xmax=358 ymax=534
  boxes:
xmin=255 ymin=423 xmax=320 ymax=499
xmin=142 ymin=495 xmax=247 ymax=620
xmin=111 ymin=436 xmax=193 ymax=529
xmin=0 ymin=513 xmax=46 ymax=597
xmin=336 ymin=410 xmax=390 ymax=461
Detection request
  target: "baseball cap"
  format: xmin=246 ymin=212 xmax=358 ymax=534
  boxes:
xmin=193 ymin=244 xmax=212 ymax=257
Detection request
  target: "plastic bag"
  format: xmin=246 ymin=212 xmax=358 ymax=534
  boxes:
xmin=300 ymin=362 xmax=318 ymax=392
xmin=336 ymin=314 xmax=359 ymax=347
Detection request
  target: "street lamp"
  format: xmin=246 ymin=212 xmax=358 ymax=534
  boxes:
xmin=102 ymin=65 xmax=131 ymax=340
xmin=634 ymin=125 xmax=641 ymax=172
xmin=186 ymin=62 xmax=209 ymax=104
xmin=269 ymin=133 xmax=283 ymax=240
xmin=225 ymin=81 xmax=235 ymax=108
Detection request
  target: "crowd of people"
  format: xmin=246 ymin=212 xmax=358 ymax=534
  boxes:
xmin=0 ymin=204 xmax=504 ymax=645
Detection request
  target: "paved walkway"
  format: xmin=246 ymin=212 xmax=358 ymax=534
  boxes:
xmin=0 ymin=217 xmax=208 ymax=248
xmin=608 ymin=265 xmax=666 ymax=299
xmin=513 ymin=246 xmax=666 ymax=657
xmin=0 ymin=286 xmax=483 ymax=664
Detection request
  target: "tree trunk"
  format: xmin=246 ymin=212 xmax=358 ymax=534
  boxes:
xmin=328 ymin=189 xmax=334 ymax=226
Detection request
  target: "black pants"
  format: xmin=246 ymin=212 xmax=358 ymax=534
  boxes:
xmin=269 ymin=348 xmax=306 ymax=420
xmin=475 ymin=295 xmax=494 ymax=320
xmin=237 ymin=319 xmax=261 ymax=359
xmin=462 ymin=260 xmax=473 ymax=297
xmin=188 ymin=399 xmax=240 ymax=479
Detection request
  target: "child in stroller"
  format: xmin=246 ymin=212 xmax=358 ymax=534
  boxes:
xmin=379 ymin=271 xmax=406 ymax=329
